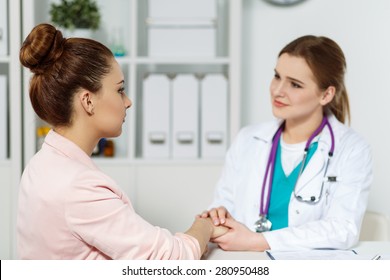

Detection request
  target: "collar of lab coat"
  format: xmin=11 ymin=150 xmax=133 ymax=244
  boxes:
xmin=44 ymin=129 xmax=98 ymax=170
xmin=251 ymin=114 xmax=347 ymax=147
xmin=251 ymin=114 xmax=348 ymax=192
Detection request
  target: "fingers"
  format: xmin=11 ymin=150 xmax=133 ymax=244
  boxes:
xmin=220 ymin=216 xmax=237 ymax=228
xmin=199 ymin=210 xmax=209 ymax=218
xmin=207 ymin=208 xmax=219 ymax=225
xmin=198 ymin=206 xmax=231 ymax=226
xmin=210 ymin=206 xmax=230 ymax=225
xmin=216 ymin=206 xmax=231 ymax=225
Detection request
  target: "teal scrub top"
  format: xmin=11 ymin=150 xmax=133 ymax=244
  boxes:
xmin=267 ymin=140 xmax=318 ymax=230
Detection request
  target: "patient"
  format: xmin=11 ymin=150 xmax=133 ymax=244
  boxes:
xmin=17 ymin=23 xmax=227 ymax=260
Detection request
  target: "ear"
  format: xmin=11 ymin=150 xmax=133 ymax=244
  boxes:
xmin=79 ymin=90 xmax=95 ymax=115
xmin=320 ymin=86 xmax=336 ymax=106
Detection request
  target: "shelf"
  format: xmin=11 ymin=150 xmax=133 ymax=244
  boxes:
xmin=114 ymin=56 xmax=134 ymax=64
xmin=0 ymin=159 xmax=11 ymax=167
xmin=93 ymin=157 xmax=224 ymax=167
xmin=135 ymin=56 xmax=231 ymax=65
xmin=0 ymin=56 xmax=10 ymax=63
xmin=115 ymin=56 xmax=231 ymax=65
xmin=22 ymin=0 xmax=240 ymax=162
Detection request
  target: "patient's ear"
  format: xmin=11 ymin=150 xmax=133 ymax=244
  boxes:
xmin=320 ymin=86 xmax=336 ymax=106
xmin=79 ymin=90 xmax=95 ymax=115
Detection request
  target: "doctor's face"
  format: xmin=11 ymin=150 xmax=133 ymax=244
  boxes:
xmin=92 ymin=59 xmax=132 ymax=138
xmin=270 ymin=53 xmax=324 ymax=123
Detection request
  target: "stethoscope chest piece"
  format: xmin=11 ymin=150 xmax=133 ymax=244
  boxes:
xmin=254 ymin=214 xmax=272 ymax=233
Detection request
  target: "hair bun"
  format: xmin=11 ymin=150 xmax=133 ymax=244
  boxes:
xmin=19 ymin=23 xmax=65 ymax=74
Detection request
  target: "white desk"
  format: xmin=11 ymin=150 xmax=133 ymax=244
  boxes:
xmin=353 ymin=241 xmax=390 ymax=255
xmin=203 ymin=241 xmax=390 ymax=260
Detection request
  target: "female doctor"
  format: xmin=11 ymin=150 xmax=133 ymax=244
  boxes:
xmin=201 ymin=35 xmax=373 ymax=252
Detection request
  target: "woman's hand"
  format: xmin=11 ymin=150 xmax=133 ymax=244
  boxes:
xmin=185 ymin=217 xmax=228 ymax=255
xmin=210 ymin=219 xmax=229 ymax=238
xmin=211 ymin=218 xmax=270 ymax=252
xmin=199 ymin=206 xmax=231 ymax=226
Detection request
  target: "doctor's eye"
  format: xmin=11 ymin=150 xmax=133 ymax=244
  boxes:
xmin=273 ymin=73 xmax=280 ymax=80
xmin=291 ymin=82 xmax=302 ymax=89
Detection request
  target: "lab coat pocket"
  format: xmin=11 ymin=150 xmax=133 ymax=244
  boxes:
xmin=294 ymin=172 xmax=324 ymax=204
xmin=290 ymin=174 xmax=334 ymax=225
xmin=322 ymin=175 xmax=340 ymax=206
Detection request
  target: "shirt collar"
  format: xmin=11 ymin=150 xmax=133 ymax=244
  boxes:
xmin=252 ymin=118 xmax=283 ymax=143
xmin=44 ymin=129 xmax=98 ymax=170
xmin=251 ymin=114 xmax=346 ymax=146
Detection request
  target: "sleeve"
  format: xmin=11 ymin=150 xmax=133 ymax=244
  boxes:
xmin=64 ymin=170 xmax=201 ymax=260
xmin=263 ymin=134 xmax=373 ymax=250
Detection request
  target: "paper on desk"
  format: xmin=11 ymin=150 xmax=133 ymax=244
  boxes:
xmin=266 ymin=249 xmax=370 ymax=260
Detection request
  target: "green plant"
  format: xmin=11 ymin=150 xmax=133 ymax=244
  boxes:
xmin=50 ymin=0 xmax=101 ymax=31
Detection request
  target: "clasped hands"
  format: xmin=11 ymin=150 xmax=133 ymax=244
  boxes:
xmin=199 ymin=206 xmax=270 ymax=252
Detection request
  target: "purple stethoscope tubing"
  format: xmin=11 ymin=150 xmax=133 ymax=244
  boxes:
xmin=259 ymin=116 xmax=335 ymax=216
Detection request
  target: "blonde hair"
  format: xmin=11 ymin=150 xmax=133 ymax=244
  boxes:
xmin=279 ymin=35 xmax=350 ymax=124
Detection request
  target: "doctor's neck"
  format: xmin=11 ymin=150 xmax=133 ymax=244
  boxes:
xmin=282 ymin=113 xmax=324 ymax=144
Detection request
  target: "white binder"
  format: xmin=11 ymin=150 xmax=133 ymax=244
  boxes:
xmin=172 ymin=74 xmax=199 ymax=159
xmin=142 ymin=74 xmax=171 ymax=158
xmin=0 ymin=0 xmax=8 ymax=55
xmin=148 ymin=28 xmax=215 ymax=57
xmin=0 ymin=75 xmax=7 ymax=159
xmin=148 ymin=0 xmax=216 ymax=18
xmin=201 ymin=74 xmax=228 ymax=158
xmin=147 ymin=0 xmax=216 ymax=57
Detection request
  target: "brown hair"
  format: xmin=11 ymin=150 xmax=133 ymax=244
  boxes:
xmin=279 ymin=35 xmax=350 ymax=124
xmin=20 ymin=23 xmax=114 ymax=126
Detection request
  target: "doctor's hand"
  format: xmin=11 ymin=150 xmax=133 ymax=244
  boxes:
xmin=211 ymin=218 xmax=270 ymax=252
xmin=199 ymin=206 xmax=231 ymax=226
xmin=210 ymin=219 xmax=229 ymax=239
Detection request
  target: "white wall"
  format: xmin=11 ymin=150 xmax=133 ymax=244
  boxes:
xmin=241 ymin=0 xmax=390 ymax=217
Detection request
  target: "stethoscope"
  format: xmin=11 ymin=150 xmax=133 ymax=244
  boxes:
xmin=254 ymin=116 xmax=335 ymax=233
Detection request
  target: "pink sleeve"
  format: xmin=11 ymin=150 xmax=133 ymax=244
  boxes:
xmin=65 ymin=170 xmax=201 ymax=260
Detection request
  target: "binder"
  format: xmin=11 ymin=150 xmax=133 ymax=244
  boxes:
xmin=0 ymin=0 xmax=8 ymax=55
xmin=147 ymin=0 xmax=216 ymax=57
xmin=172 ymin=74 xmax=199 ymax=158
xmin=0 ymin=75 xmax=7 ymax=159
xmin=142 ymin=74 xmax=171 ymax=158
xmin=148 ymin=0 xmax=216 ymax=18
xmin=148 ymin=28 xmax=215 ymax=57
xmin=200 ymin=74 xmax=228 ymax=158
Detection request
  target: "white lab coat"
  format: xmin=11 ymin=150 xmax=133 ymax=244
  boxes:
xmin=210 ymin=114 xmax=373 ymax=251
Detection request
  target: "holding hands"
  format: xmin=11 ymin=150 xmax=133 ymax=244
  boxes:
xmin=200 ymin=206 xmax=270 ymax=252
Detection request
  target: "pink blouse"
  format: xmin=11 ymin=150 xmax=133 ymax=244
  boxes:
xmin=17 ymin=130 xmax=201 ymax=259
